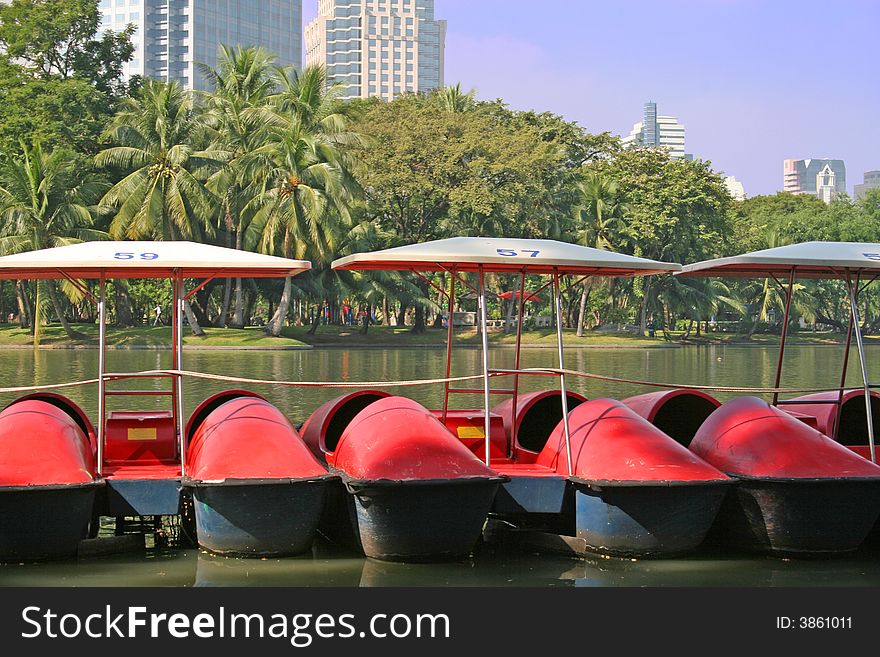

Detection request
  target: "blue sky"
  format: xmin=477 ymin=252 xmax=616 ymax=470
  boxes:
xmin=302 ymin=1 xmax=879 ymax=197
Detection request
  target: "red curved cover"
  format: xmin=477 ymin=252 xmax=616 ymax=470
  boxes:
xmin=778 ymin=389 xmax=879 ymax=438
xmin=0 ymin=399 xmax=96 ymax=485
xmin=535 ymin=398 xmax=728 ymax=482
xmin=185 ymin=389 xmax=266 ymax=443
xmin=691 ymin=396 xmax=880 ymax=479
xmin=328 ymin=396 xmax=497 ymax=481
xmin=186 ymin=396 xmax=327 ymax=481
xmin=300 ymin=390 xmax=391 ymax=458
xmin=623 ymin=389 xmax=720 ymax=422
xmin=11 ymin=392 xmax=97 ymax=454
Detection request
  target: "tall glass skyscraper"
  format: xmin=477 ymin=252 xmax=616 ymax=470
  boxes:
xmin=305 ymin=0 xmax=446 ymax=100
xmin=98 ymin=0 xmax=302 ymax=90
xmin=621 ymin=102 xmax=687 ymax=160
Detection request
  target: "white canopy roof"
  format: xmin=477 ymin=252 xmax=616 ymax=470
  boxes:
xmin=0 ymin=241 xmax=310 ymax=280
xmin=678 ymin=241 xmax=880 ymax=279
xmin=332 ymin=237 xmax=679 ymax=276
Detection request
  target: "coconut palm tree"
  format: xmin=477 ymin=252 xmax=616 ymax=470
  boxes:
xmin=571 ymin=173 xmax=627 ymax=335
xmin=244 ymin=65 xmax=362 ymax=337
xmin=0 ymin=142 xmax=108 ymax=346
xmin=434 ymin=83 xmax=476 ymax=113
xmin=96 ymin=80 xmax=226 ymax=335
xmin=738 ymin=227 xmax=812 ymax=338
xmin=200 ymin=45 xmax=278 ymax=327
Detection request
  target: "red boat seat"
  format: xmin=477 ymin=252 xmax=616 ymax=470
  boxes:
xmin=431 ymin=409 xmax=507 ymax=461
xmin=104 ymin=410 xmax=177 ymax=464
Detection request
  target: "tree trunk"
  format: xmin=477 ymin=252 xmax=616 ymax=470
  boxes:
xmin=113 ymin=280 xmax=137 ymax=327
xmin=307 ymin=307 xmax=321 ymax=336
xmin=396 ymin=304 xmax=408 ymax=327
xmin=382 ymin=297 xmax=389 ymax=327
xmin=265 ymin=276 xmax=292 ymax=337
xmin=412 ymin=306 xmax=426 ymax=334
xmin=46 ymin=281 xmax=83 ymax=340
xmin=638 ymin=278 xmax=652 ymax=336
xmin=576 ymin=281 xmax=591 ymax=337
xmin=15 ymin=281 xmax=29 ymax=328
xmin=217 ymin=279 xmax=232 ymax=327
xmin=360 ymin=303 xmax=372 ymax=335
xmin=183 ymin=300 xmax=205 ymax=336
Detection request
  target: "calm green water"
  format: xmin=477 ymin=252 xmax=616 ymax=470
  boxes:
xmin=2 ymin=344 xmax=880 ymax=587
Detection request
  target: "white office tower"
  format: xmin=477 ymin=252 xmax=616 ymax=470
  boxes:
xmin=99 ymin=0 xmax=302 ymax=91
xmin=621 ymin=101 xmax=688 ymax=160
xmin=305 ymin=0 xmax=447 ymax=100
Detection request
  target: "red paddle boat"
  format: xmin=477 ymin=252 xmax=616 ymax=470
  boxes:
xmin=0 ymin=241 xmax=330 ymax=559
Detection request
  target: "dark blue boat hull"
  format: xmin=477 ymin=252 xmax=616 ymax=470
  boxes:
xmin=188 ymin=477 xmax=330 ymax=557
xmin=345 ymin=477 xmax=502 ymax=562
xmin=103 ymin=477 xmax=181 ymax=516
xmin=714 ymin=477 xmax=880 ymax=556
xmin=573 ymin=480 xmax=731 ymax=558
xmin=0 ymin=482 xmax=101 ymax=561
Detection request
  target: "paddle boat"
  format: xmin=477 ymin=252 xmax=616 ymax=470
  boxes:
xmin=323 ymin=236 xmax=731 ymax=559
xmin=658 ymin=242 xmax=880 ymax=555
xmin=0 ymin=241 xmax=332 ymax=559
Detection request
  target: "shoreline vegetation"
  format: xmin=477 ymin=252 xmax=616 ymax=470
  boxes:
xmin=1 ymin=323 xmax=877 ymax=350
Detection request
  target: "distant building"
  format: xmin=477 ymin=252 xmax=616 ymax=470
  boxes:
xmin=305 ymin=0 xmax=446 ymax=101
xmin=855 ymin=171 xmax=880 ymax=201
xmin=723 ymin=175 xmax=746 ymax=201
xmin=621 ymin=101 xmax=689 ymax=160
xmin=98 ymin=0 xmax=302 ymax=91
xmin=783 ymin=158 xmax=846 ymax=203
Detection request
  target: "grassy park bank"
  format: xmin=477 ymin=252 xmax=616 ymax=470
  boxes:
xmin=0 ymin=323 xmax=877 ymax=350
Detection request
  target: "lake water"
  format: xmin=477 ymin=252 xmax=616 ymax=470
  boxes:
xmin=2 ymin=343 xmax=880 ymax=587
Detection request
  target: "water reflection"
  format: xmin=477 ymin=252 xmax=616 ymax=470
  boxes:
xmin=4 ymin=541 xmax=880 ymax=588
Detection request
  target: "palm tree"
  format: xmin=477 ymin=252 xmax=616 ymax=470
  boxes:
xmin=201 ymin=45 xmax=277 ymax=328
xmin=244 ymin=65 xmax=362 ymax=337
xmin=96 ymin=80 xmax=226 ymax=335
xmin=571 ymin=173 xmax=627 ymax=335
xmin=0 ymin=142 xmax=108 ymax=346
xmin=435 ymin=83 xmax=476 ymax=113
xmin=739 ymin=227 xmax=812 ymax=338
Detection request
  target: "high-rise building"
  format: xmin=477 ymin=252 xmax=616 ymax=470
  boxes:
xmin=783 ymin=159 xmax=846 ymax=203
xmin=621 ymin=102 xmax=688 ymax=160
xmin=98 ymin=1 xmax=302 ymax=91
xmin=855 ymin=171 xmax=880 ymax=201
xmin=304 ymin=0 xmax=446 ymax=101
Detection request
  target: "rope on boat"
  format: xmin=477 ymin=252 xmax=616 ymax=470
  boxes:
xmin=513 ymin=367 xmax=851 ymax=395
xmin=0 ymin=378 xmax=100 ymax=394
xmin=105 ymin=368 xmax=850 ymax=396
xmin=0 ymin=369 xmax=853 ymax=397
xmin=105 ymin=369 xmax=505 ymax=389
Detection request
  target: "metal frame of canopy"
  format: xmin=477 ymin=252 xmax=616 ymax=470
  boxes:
xmin=678 ymin=241 xmax=880 ymax=463
xmin=333 ymin=236 xmax=680 ymax=472
xmin=0 ymin=241 xmax=310 ymax=476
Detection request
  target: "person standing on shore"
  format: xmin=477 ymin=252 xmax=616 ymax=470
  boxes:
xmin=152 ymin=304 xmax=162 ymax=326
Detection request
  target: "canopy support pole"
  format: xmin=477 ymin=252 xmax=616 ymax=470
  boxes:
xmin=846 ymin=272 xmax=875 ymax=463
xmin=510 ymin=269 xmax=527 ymax=455
xmin=96 ymin=276 xmax=106 ymax=477
xmin=772 ymin=268 xmax=796 ymax=406
xmin=442 ymin=270 xmax=456 ymax=424
xmin=553 ymin=269 xmax=573 ymax=476
xmin=834 ymin=295 xmax=856 ymax=441
xmin=173 ymin=270 xmax=186 ymax=476
xmin=478 ymin=266 xmax=492 ymax=466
